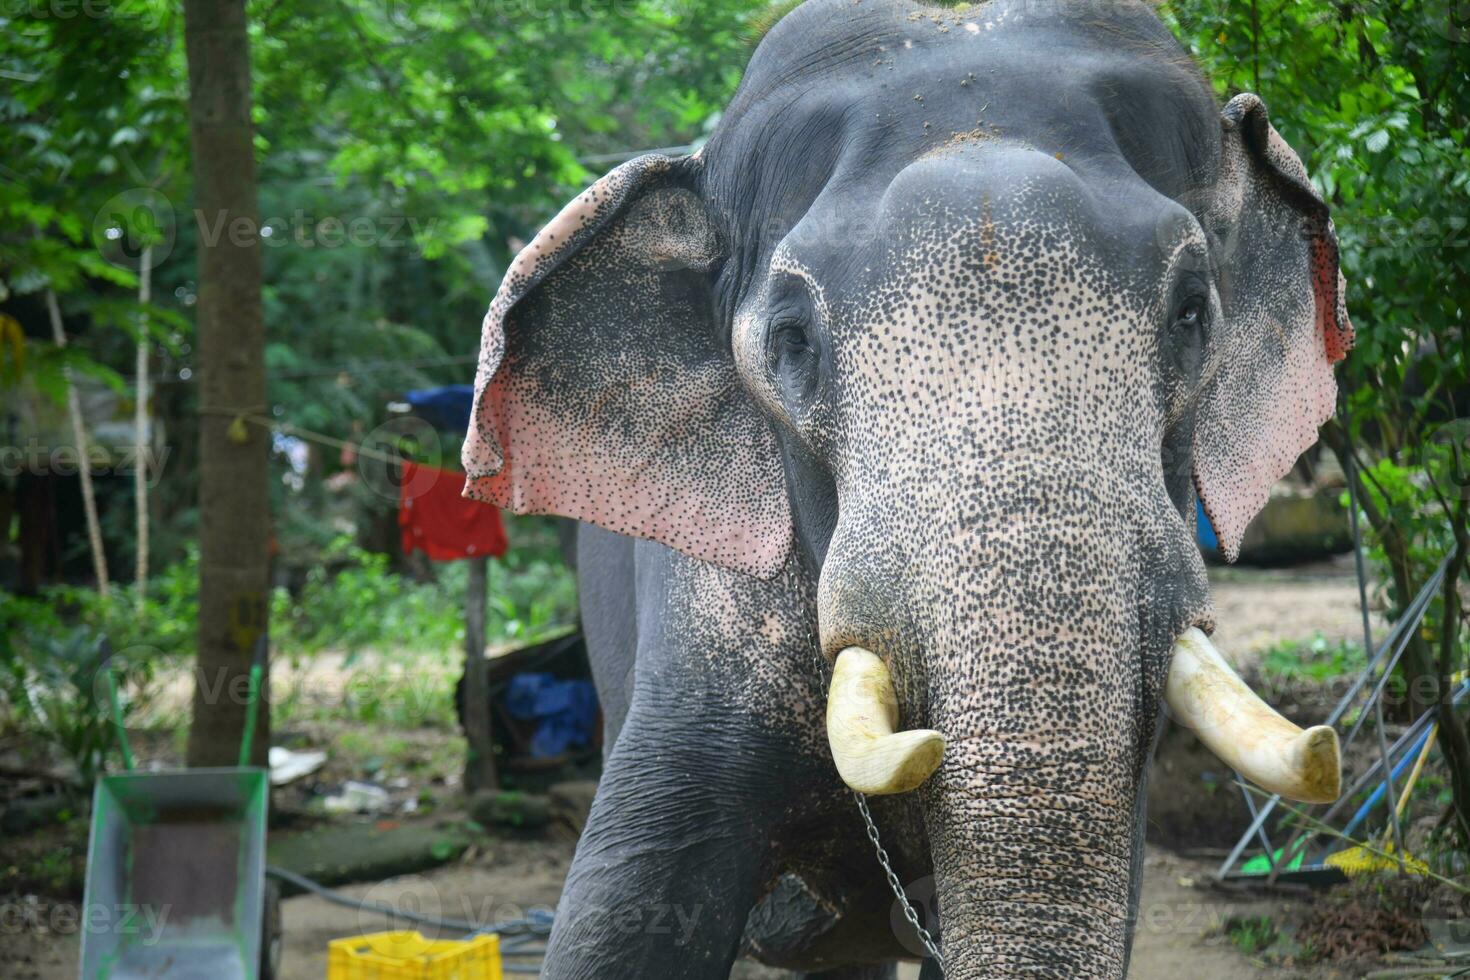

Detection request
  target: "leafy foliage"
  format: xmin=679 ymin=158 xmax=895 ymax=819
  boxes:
xmin=1 ymin=526 xmax=578 ymax=778
xmin=1166 ymin=0 xmax=1470 ymax=847
xmin=2 ymin=0 xmax=767 ymax=574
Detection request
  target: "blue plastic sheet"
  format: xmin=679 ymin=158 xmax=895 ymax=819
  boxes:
xmin=405 ymin=385 xmax=475 ymax=434
xmin=504 ymin=673 xmax=599 ymax=758
xmin=1196 ymin=499 xmax=1219 ymax=551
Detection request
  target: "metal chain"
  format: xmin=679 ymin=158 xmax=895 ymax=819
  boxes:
xmin=799 ymin=602 xmax=944 ymax=969
xmin=853 ymin=790 xmax=945 ymax=967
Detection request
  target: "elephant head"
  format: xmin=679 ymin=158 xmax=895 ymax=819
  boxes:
xmin=462 ymin=0 xmax=1350 ymax=974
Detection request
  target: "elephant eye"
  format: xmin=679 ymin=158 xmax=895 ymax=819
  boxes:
xmin=773 ymin=318 xmax=809 ymax=353
xmin=1162 ymin=290 xmax=1210 ymax=393
xmin=1173 ymin=296 xmax=1206 ymax=331
xmin=767 ymin=314 xmax=820 ymax=403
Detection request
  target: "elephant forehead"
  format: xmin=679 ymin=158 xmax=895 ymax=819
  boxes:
xmin=709 ymin=0 xmax=1219 ymax=214
xmin=828 ymin=191 xmax=1162 ymax=420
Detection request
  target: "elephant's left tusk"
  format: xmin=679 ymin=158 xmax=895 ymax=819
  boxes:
xmin=826 ymin=647 xmax=945 ymax=795
xmin=1165 ymin=627 xmax=1340 ymax=804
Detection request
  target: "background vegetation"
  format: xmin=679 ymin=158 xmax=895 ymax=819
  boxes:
xmin=1166 ymin=0 xmax=1470 ymax=850
xmin=1 ymin=0 xmax=1466 ymax=847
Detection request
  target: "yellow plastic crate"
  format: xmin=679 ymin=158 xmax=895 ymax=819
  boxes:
xmin=327 ymin=930 xmax=502 ymax=980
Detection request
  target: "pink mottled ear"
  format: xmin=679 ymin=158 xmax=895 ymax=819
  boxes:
xmin=1194 ymin=94 xmax=1354 ymax=560
xmin=461 ymin=154 xmax=793 ymax=578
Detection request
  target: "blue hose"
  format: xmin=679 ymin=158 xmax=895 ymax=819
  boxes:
xmin=1338 ymin=723 xmax=1434 ymax=842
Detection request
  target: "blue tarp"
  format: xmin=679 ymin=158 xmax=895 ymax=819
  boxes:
xmin=405 ymin=385 xmax=475 ymax=434
xmin=1196 ymin=499 xmax=1218 ymax=551
xmin=504 ymin=673 xmax=599 ymax=758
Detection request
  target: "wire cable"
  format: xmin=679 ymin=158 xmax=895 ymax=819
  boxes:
xmin=264 ymin=865 xmax=554 ymax=938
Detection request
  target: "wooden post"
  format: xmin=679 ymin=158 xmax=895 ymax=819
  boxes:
xmin=463 ymin=556 xmax=497 ymax=793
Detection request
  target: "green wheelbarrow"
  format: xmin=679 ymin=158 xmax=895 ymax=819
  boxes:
xmin=80 ymin=640 xmax=282 ymax=980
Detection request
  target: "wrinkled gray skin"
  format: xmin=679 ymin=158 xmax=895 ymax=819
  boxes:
xmin=460 ymin=0 xmax=1352 ymax=976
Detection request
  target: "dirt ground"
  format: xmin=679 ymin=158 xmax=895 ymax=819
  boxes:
xmin=0 ymin=842 xmax=1352 ymax=980
xmin=266 ymin=842 xmax=1280 ymax=980
xmin=1206 ymin=556 xmax=1384 ymax=670
xmin=3 ymin=557 xmax=1390 ymax=978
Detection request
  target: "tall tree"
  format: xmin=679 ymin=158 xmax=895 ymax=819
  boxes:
xmin=182 ymin=0 xmax=270 ymax=767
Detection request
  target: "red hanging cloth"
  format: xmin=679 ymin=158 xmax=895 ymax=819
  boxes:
xmin=399 ymin=462 xmax=508 ymax=561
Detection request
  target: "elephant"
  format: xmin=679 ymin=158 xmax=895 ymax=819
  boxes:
xmin=458 ymin=0 xmax=1353 ymax=976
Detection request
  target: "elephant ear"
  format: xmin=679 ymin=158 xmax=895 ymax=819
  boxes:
xmin=461 ymin=154 xmax=794 ymax=578
xmin=1194 ymin=94 xmax=1354 ymax=561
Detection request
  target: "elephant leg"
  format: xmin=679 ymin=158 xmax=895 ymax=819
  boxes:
xmin=541 ymin=700 xmax=783 ymax=979
xmin=917 ymin=959 xmax=944 ymax=980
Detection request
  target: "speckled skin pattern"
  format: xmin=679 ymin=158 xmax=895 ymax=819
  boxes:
xmin=461 ymin=1 xmax=1351 ymax=976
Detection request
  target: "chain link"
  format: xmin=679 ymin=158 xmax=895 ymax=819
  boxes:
xmin=853 ymin=790 xmax=945 ymax=967
xmin=800 ymin=605 xmax=943 ymax=969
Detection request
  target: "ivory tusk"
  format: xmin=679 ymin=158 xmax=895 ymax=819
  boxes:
xmin=826 ymin=647 xmax=945 ymax=795
xmin=1165 ymin=627 xmax=1340 ymax=804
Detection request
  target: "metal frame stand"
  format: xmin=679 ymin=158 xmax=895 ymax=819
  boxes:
xmin=1216 ymin=556 xmax=1458 ymax=881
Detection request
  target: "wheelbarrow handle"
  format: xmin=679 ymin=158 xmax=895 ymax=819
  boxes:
xmin=103 ymin=663 xmax=137 ymax=773
xmin=239 ymin=632 xmax=268 ymax=768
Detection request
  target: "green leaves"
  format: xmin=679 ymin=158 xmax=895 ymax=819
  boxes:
xmin=1170 ymin=2 xmax=1470 ymax=842
xmin=1165 ymin=0 xmax=1468 ymax=469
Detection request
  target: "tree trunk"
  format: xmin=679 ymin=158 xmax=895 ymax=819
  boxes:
xmin=463 ymin=556 xmax=498 ymax=793
xmin=1435 ymin=497 xmax=1470 ymax=852
xmin=44 ymin=289 xmax=109 ymax=596
xmin=183 ymin=0 xmax=270 ymax=768
xmin=134 ymin=245 xmax=151 ymax=602
xmin=1321 ymin=420 xmax=1438 ymax=719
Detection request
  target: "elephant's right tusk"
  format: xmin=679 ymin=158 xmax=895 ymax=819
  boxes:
xmin=1165 ymin=627 xmax=1340 ymax=804
xmin=826 ymin=647 xmax=945 ymax=795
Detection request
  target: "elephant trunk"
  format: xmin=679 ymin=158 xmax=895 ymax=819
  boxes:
xmin=815 ymin=449 xmax=1342 ymax=974
xmin=922 ymin=704 xmax=1142 ymax=977
xmin=815 ymin=453 xmax=1185 ymax=978
xmin=918 ymin=548 xmax=1150 ymax=978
